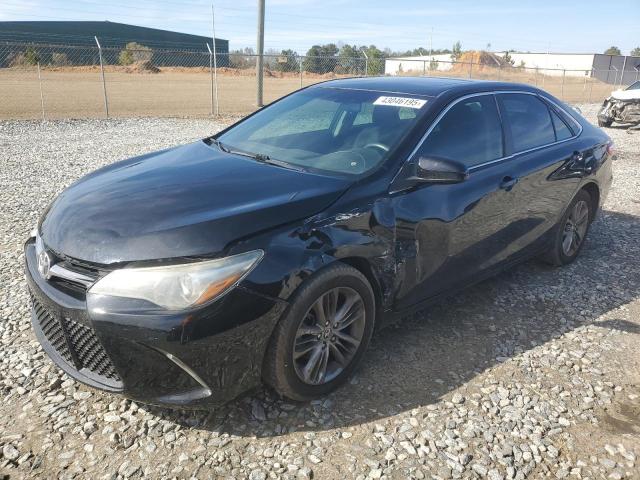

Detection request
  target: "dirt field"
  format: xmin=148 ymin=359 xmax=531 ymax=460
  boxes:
xmin=0 ymin=67 xmax=615 ymax=120
xmin=0 ymin=68 xmax=318 ymax=119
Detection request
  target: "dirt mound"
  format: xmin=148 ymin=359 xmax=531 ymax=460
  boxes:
xmin=126 ymin=61 xmax=160 ymax=74
xmin=451 ymin=51 xmax=512 ymax=73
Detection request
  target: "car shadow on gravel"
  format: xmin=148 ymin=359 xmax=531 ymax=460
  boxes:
xmin=143 ymin=209 xmax=640 ymax=438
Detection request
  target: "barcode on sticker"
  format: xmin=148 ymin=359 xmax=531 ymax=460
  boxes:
xmin=373 ymin=96 xmax=427 ymax=109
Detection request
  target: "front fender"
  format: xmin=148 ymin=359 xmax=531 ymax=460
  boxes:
xmin=229 ymin=197 xmax=399 ymax=310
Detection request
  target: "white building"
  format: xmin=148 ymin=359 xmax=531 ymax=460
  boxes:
xmin=385 ymin=52 xmax=596 ymax=77
xmin=495 ymin=52 xmax=595 ymax=76
xmin=384 ymin=54 xmax=453 ymax=75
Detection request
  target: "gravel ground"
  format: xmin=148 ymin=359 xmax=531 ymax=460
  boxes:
xmin=1 ymin=105 xmax=639 ymax=480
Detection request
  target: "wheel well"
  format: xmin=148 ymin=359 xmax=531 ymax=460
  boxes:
xmin=581 ymin=182 xmax=600 ymax=220
xmin=338 ymin=257 xmax=384 ymax=322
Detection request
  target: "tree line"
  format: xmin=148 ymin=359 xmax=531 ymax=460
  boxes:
xmin=228 ymin=42 xmax=640 ymax=75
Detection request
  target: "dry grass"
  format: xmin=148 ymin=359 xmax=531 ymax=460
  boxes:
xmin=0 ymin=67 xmax=613 ymax=120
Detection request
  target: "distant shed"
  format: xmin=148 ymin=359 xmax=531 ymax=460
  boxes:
xmin=0 ymin=20 xmax=229 ymax=67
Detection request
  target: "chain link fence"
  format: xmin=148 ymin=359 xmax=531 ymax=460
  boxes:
xmin=387 ymin=57 xmax=638 ymax=105
xmin=1 ymin=42 xmax=636 ymax=120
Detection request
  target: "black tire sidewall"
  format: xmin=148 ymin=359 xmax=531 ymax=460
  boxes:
xmin=268 ymin=264 xmax=375 ymax=400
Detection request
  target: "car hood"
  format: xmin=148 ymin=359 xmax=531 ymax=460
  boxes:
xmin=611 ymin=89 xmax=640 ymax=101
xmin=40 ymin=140 xmax=351 ymax=264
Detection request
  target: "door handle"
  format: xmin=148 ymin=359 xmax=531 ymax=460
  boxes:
xmin=499 ymin=176 xmax=518 ymax=191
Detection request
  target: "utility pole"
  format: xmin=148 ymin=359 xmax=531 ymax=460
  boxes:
xmin=211 ymin=4 xmax=219 ymax=116
xmin=256 ymin=0 xmax=265 ymax=107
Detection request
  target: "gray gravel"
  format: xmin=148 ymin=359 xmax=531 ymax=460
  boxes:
xmin=1 ymin=107 xmax=639 ymax=479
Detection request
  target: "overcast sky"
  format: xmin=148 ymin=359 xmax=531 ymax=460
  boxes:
xmin=1 ymin=0 xmax=638 ymax=54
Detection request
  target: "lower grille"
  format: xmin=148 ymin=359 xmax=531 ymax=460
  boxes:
xmin=33 ymin=298 xmax=73 ymax=364
xmin=64 ymin=317 xmax=121 ymax=381
xmin=30 ymin=293 xmax=122 ymax=385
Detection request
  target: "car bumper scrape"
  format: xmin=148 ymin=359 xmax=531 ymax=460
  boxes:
xmin=25 ymin=240 xmax=287 ymax=407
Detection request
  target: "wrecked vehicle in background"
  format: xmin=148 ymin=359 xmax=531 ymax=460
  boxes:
xmin=598 ymin=80 xmax=640 ymax=129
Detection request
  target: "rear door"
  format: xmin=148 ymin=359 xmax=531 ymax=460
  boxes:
xmin=493 ymin=92 xmax=583 ymax=256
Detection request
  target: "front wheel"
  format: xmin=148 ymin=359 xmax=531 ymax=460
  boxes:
xmin=263 ymin=263 xmax=375 ymax=401
xmin=598 ymin=118 xmax=613 ymax=128
xmin=540 ymin=189 xmax=593 ymax=266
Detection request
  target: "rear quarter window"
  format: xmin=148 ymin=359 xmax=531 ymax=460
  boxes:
xmin=549 ymin=108 xmax=573 ymax=141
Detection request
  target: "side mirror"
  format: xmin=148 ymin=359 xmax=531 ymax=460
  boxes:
xmin=416 ymin=156 xmax=469 ymax=184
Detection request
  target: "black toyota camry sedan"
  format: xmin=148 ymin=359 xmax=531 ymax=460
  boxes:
xmin=25 ymin=77 xmax=613 ymax=407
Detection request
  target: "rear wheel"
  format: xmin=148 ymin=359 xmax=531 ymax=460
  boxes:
xmin=541 ymin=189 xmax=593 ymax=266
xmin=263 ymin=263 xmax=375 ymax=401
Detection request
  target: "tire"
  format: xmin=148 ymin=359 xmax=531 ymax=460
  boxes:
xmin=540 ymin=189 xmax=593 ymax=266
xmin=598 ymin=118 xmax=613 ymax=128
xmin=263 ymin=263 xmax=375 ymax=401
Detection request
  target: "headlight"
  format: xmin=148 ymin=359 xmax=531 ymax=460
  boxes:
xmin=89 ymin=250 xmax=263 ymax=311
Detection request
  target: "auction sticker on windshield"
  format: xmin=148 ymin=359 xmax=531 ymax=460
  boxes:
xmin=373 ymin=96 xmax=427 ymax=109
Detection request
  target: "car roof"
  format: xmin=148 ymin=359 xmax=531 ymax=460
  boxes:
xmin=312 ymin=76 xmax=539 ymax=98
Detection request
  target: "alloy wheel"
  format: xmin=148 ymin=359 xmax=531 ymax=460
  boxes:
xmin=293 ymin=287 xmax=366 ymax=385
xmin=562 ymin=200 xmax=589 ymax=257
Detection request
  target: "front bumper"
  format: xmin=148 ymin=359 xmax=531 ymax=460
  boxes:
xmin=25 ymin=240 xmax=287 ymax=408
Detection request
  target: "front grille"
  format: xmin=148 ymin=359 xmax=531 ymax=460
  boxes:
xmin=30 ymin=293 xmax=122 ymax=384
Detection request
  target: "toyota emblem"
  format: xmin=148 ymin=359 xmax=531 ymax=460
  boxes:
xmin=37 ymin=248 xmax=52 ymax=279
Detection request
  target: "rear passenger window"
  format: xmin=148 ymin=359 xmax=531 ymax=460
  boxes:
xmin=550 ymin=108 xmax=573 ymax=141
xmin=499 ymin=93 xmax=555 ymax=152
xmin=419 ymin=95 xmax=503 ymax=167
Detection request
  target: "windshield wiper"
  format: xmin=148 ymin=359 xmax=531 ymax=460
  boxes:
xmin=208 ymin=138 xmax=230 ymax=153
xmin=209 ymin=138 xmax=306 ymax=172
xmin=255 ymin=155 xmax=307 ymax=172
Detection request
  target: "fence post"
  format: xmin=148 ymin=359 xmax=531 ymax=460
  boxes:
xmin=620 ymin=56 xmax=627 ymax=88
xmin=256 ymin=0 xmax=265 ymax=107
xmin=94 ymin=36 xmax=109 ymax=119
xmin=561 ymin=69 xmax=565 ymax=100
xmin=210 ymin=6 xmax=220 ymax=116
xmin=206 ymin=43 xmax=214 ymax=116
xmin=497 ymin=64 xmax=501 ymax=81
xmin=36 ymin=61 xmax=45 ymax=121
xmin=423 ymin=60 xmax=426 ymax=76
xmin=588 ymin=69 xmax=594 ymax=103
xmin=534 ymin=67 xmax=538 ymax=87
xmin=468 ymin=62 xmax=473 ymax=79
xmin=361 ymin=49 xmax=368 ymax=77
xmin=299 ymin=56 xmax=303 ymax=88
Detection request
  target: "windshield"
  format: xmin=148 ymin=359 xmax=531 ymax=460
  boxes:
xmin=216 ymin=87 xmax=430 ymax=176
xmin=626 ymin=81 xmax=640 ymax=90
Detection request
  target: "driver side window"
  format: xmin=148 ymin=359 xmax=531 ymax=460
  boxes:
xmin=419 ymin=95 xmax=503 ymax=167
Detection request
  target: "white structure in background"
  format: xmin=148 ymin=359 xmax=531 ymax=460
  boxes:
xmin=385 ymin=52 xmax=596 ymax=77
xmin=384 ymin=54 xmax=453 ymax=75
xmin=495 ymin=52 xmax=595 ymax=76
